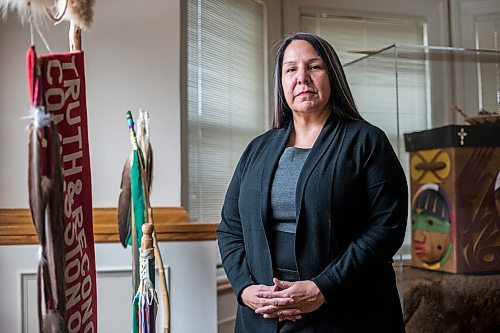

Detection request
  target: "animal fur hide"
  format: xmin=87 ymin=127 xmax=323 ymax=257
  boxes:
xmin=401 ymin=266 xmax=500 ymax=333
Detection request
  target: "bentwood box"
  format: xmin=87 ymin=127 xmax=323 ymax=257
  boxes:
xmin=404 ymin=125 xmax=500 ymax=274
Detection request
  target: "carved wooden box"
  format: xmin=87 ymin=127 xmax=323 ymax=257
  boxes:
xmin=404 ymin=125 xmax=499 ymax=273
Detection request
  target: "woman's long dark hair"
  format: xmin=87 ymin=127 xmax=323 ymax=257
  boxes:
xmin=273 ymin=32 xmax=363 ymax=128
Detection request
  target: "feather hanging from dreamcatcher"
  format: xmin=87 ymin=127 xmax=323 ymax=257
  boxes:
xmin=27 ymin=45 xmax=67 ymax=333
xmin=0 ymin=0 xmax=94 ymax=28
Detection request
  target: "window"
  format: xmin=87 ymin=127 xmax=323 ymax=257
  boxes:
xmin=476 ymin=15 xmax=500 ymax=112
xmin=184 ymin=0 xmax=268 ymax=225
xmin=302 ymin=13 xmax=426 ymax=65
xmin=301 ymin=12 xmax=427 ymax=257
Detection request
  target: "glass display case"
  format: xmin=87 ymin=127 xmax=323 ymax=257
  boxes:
xmin=344 ymin=43 xmax=499 ymax=164
xmin=343 ymin=45 xmax=500 ymax=331
xmin=343 ymin=44 xmax=500 ymax=257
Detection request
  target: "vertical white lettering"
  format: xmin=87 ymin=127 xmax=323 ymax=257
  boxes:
xmin=62 ymin=127 xmax=82 ymax=149
xmin=84 ymin=322 xmax=94 ymax=333
xmin=47 ymin=54 xmax=95 ymax=331
xmin=77 ymin=229 xmax=88 ymax=254
xmin=62 ymin=56 xmax=77 ymax=74
xmin=52 ymin=113 xmax=64 ymax=126
xmin=81 ymin=294 xmax=93 ymax=323
xmin=65 ymin=102 xmax=82 ymax=126
xmin=63 ymin=151 xmax=83 ymax=177
xmin=46 ymin=60 xmax=62 ymax=84
xmin=81 ymin=275 xmax=92 ymax=300
xmin=64 ymin=220 xmax=76 ymax=244
xmin=68 ymin=311 xmax=82 ymax=333
xmin=65 ymin=258 xmax=81 ymax=284
xmin=81 ymin=253 xmax=90 ymax=275
xmin=65 ymin=282 xmax=82 ymax=309
xmin=64 ymin=79 xmax=80 ymax=101
xmin=45 ymin=88 xmax=65 ymax=111
xmin=65 ymin=236 xmax=82 ymax=261
xmin=72 ymin=206 xmax=84 ymax=228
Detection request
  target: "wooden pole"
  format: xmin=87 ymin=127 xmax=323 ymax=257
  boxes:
xmin=136 ymin=139 xmax=171 ymax=333
xmin=69 ymin=21 xmax=81 ymax=52
xmin=151 ymin=219 xmax=170 ymax=333
xmin=141 ymin=223 xmax=154 ymax=251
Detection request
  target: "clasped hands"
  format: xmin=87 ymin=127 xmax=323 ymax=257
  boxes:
xmin=241 ymin=278 xmax=325 ymax=322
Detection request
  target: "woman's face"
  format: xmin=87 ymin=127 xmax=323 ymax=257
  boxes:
xmin=281 ymin=40 xmax=331 ymax=116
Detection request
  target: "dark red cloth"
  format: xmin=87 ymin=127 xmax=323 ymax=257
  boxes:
xmin=28 ymin=48 xmax=98 ymax=332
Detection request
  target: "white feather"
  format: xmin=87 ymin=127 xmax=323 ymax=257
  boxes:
xmin=36 ymin=245 xmax=47 ymax=265
xmin=0 ymin=0 xmax=54 ymax=24
xmin=43 ymin=310 xmax=62 ymax=333
xmin=1 ymin=0 xmax=95 ymax=30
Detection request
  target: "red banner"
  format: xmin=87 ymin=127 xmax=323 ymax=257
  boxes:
xmin=39 ymin=50 xmax=98 ymax=333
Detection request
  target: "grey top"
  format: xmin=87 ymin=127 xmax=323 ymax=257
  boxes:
xmin=270 ymin=147 xmax=310 ymax=233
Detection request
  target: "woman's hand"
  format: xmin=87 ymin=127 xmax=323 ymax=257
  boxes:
xmin=241 ymin=284 xmax=296 ymax=312
xmin=254 ymin=278 xmax=325 ymax=320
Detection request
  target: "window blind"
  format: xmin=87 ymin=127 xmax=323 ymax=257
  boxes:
xmin=301 ymin=13 xmax=426 ymax=257
xmin=476 ymin=16 xmax=500 ymax=112
xmin=186 ymin=0 xmax=268 ymax=224
xmin=302 ymin=14 xmax=425 ymax=65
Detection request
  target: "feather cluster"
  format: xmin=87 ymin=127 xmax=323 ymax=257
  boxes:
xmin=0 ymin=0 xmax=94 ymax=28
xmin=117 ymin=110 xmax=154 ymax=248
xmin=28 ymin=106 xmax=66 ymax=332
xmin=137 ymin=110 xmax=154 ymax=194
xmin=0 ymin=0 xmax=52 ymax=24
xmin=117 ymin=110 xmax=170 ymax=332
xmin=118 ymin=155 xmax=132 ymax=247
xmin=66 ymin=0 xmax=94 ymax=29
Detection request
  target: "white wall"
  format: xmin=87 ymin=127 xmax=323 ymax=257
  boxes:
xmin=0 ymin=2 xmax=217 ymax=332
xmin=0 ymin=0 xmax=181 ymax=209
xmin=0 ymin=241 xmax=217 ymax=333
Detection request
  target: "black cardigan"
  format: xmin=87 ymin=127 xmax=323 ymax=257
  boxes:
xmin=217 ymin=116 xmax=408 ymax=332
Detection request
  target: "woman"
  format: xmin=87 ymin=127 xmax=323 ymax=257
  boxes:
xmin=217 ymin=32 xmax=408 ymax=332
